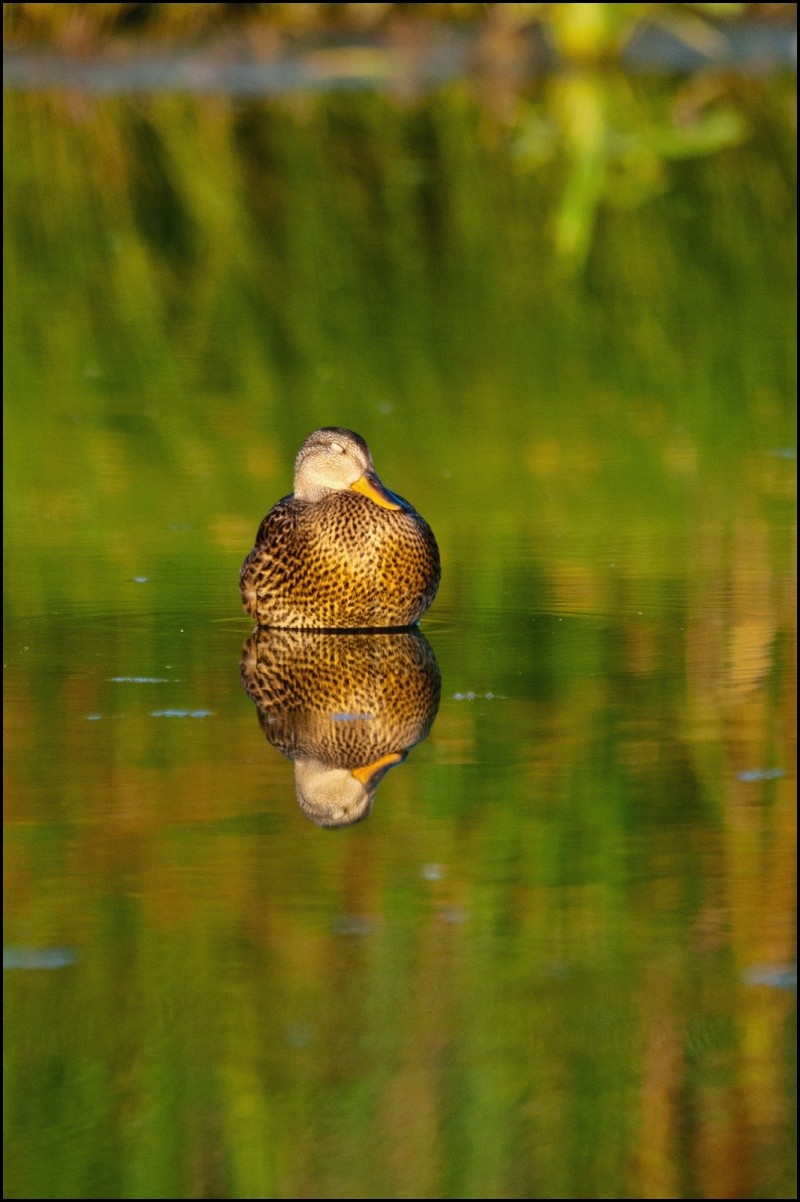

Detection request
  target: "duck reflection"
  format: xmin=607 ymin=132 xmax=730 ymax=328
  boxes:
xmin=241 ymin=629 xmax=441 ymax=828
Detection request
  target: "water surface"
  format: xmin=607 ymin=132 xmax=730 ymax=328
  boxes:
xmin=4 ymin=71 xmax=796 ymax=1199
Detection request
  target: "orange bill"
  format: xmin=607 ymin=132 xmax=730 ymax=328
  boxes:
xmin=351 ymin=752 xmax=404 ymax=785
xmin=349 ymin=472 xmax=402 ymax=511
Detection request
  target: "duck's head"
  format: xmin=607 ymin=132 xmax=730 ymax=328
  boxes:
xmin=295 ymin=751 xmax=405 ymax=828
xmin=293 ymin=427 xmax=401 ymax=510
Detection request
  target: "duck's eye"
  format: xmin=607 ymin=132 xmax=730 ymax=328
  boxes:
xmin=330 ymin=442 xmax=344 ymax=455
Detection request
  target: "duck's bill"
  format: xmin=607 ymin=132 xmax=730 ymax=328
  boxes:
xmin=349 ymin=472 xmax=402 ymax=511
xmin=351 ymin=752 xmax=405 ymax=786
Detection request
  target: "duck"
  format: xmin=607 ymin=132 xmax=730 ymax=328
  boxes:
xmin=240 ymin=628 xmax=441 ymax=827
xmin=240 ymin=427 xmax=440 ymax=629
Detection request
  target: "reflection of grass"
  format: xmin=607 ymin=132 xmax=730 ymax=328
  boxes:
xmin=4 ymin=592 xmax=796 ymax=1198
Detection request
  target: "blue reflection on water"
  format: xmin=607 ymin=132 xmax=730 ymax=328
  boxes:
xmin=4 ymin=947 xmax=77 ymax=971
xmin=743 ymin=964 xmax=797 ymax=990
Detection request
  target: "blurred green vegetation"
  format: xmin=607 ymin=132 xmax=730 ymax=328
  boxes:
xmin=3 ymin=73 xmax=796 ymax=623
xmin=3 ymin=57 xmax=796 ymax=1202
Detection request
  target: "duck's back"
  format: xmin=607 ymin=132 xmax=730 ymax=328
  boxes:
xmin=240 ymin=490 xmax=439 ymax=629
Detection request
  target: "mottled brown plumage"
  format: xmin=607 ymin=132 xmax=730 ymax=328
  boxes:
xmin=241 ymin=628 xmax=441 ymax=828
xmin=240 ymin=427 xmax=440 ymax=629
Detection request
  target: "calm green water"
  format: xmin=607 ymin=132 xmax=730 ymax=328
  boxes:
xmin=4 ymin=71 xmax=796 ymax=1200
